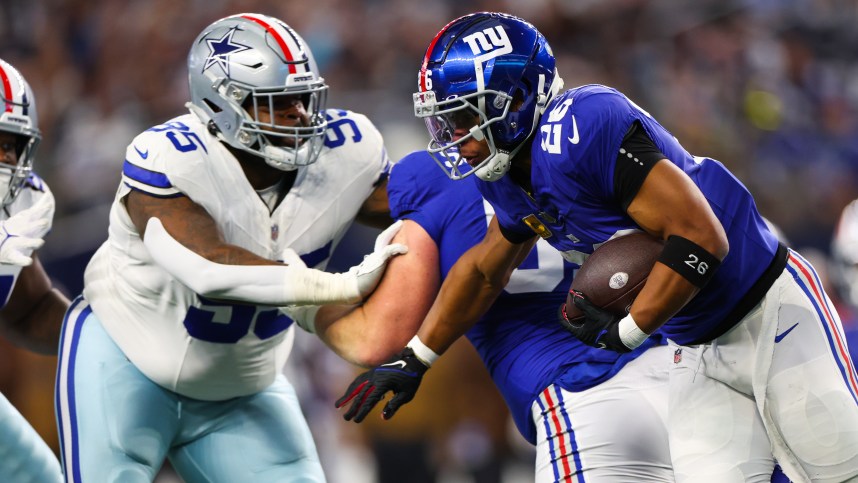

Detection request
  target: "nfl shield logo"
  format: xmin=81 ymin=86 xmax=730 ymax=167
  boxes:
xmin=673 ymin=348 xmax=682 ymax=364
xmin=271 ymin=224 xmax=279 ymax=241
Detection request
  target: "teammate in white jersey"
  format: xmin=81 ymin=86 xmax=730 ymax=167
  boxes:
xmin=54 ymin=14 xmax=404 ymax=482
xmin=0 ymin=59 xmax=67 ymax=483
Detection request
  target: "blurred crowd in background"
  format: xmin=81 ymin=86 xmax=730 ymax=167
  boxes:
xmin=2 ymin=0 xmax=858 ymax=482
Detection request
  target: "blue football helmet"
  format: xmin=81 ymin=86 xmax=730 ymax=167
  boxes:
xmin=413 ymin=12 xmax=563 ymax=181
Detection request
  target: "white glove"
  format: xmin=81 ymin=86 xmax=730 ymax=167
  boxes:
xmin=0 ymin=188 xmax=55 ymax=266
xmin=348 ymin=220 xmax=408 ymax=298
xmin=279 ymin=248 xmax=322 ymax=333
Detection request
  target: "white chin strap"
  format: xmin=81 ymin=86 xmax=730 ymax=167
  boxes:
xmin=261 ymin=145 xmax=300 ymax=171
xmin=474 ymin=70 xmax=564 ymax=183
xmin=475 ymin=151 xmax=511 ymax=182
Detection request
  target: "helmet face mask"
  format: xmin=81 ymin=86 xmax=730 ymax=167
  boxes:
xmin=415 ymin=89 xmax=512 ymax=179
xmin=413 ymin=12 xmax=562 ymax=182
xmin=188 ymin=14 xmax=329 ymax=170
xmin=0 ymin=60 xmax=40 ymax=208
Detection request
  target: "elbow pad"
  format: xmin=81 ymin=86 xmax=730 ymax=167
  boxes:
xmin=142 ymin=218 xmax=362 ymax=305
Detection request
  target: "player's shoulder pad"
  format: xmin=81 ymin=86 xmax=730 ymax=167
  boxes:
xmin=540 ymin=85 xmax=635 ymax=168
xmin=323 ymin=108 xmax=389 ymax=174
xmin=326 ymin=108 xmax=380 ymax=133
xmin=122 ymin=114 xmax=207 ymax=198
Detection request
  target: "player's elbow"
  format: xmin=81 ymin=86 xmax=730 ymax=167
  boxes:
xmin=177 ymin=263 xmax=233 ymax=299
xmin=705 ymin=222 xmax=729 ymax=261
xmin=350 ymin=320 xmax=418 ymax=367
xmin=348 ymin=341 xmax=405 ymax=367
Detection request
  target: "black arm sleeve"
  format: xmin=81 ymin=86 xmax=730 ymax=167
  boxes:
xmin=613 ymin=121 xmax=666 ymax=210
xmin=498 ymin=223 xmax=538 ymax=244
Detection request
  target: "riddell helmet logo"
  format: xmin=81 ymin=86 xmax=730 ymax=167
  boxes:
xmin=462 ymin=26 xmax=513 ymax=61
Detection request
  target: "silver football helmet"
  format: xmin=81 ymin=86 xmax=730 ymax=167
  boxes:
xmin=187 ymin=13 xmax=328 ymax=170
xmin=0 ymin=59 xmax=40 ymax=208
xmin=832 ymin=199 xmax=858 ymax=310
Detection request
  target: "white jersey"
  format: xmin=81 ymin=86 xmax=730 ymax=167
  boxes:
xmin=0 ymin=175 xmax=51 ymax=308
xmin=83 ymin=109 xmax=389 ymax=401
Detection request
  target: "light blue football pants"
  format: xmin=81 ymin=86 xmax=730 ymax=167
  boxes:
xmin=0 ymin=391 xmax=63 ymax=483
xmin=55 ymin=298 xmax=325 ymax=483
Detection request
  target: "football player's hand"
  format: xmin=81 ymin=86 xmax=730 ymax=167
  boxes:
xmin=336 ymin=347 xmax=428 ymax=422
xmin=349 ymin=220 xmax=408 ymax=298
xmin=559 ymin=290 xmax=631 ymax=353
xmin=0 ymin=188 xmax=55 ymax=266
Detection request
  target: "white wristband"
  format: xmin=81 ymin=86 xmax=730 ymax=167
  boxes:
xmin=407 ymin=335 xmax=440 ymax=367
xmin=279 ymin=305 xmax=321 ymax=334
xmin=618 ymin=313 xmax=649 ymax=350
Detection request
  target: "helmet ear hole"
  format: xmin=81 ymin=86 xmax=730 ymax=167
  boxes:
xmin=203 ymin=98 xmax=222 ymax=114
xmin=512 ymin=88 xmax=527 ymax=112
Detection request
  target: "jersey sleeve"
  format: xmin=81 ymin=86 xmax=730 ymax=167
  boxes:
xmin=554 ymin=87 xmax=646 ymax=203
xmin=387 ymin=151 xmax=454 ymax=243
xmin=120 ymin=130 xmax=183 ymax=199
xmin=326 ymin=110 xmax=391 ymax=187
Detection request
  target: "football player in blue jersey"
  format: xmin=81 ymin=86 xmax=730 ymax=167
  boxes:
xmin=54 ymin=14 xmax=405 ymax=483
xmin=304 ymin=148 xmax=673 ymax=481
xmin=0 ymin=59 xmax=67 ymax=483
xmin=337 ymin=12 xmax=858 ymax=483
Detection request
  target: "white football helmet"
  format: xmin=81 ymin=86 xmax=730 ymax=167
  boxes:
xmin=0 ymin=59 xmax=40 ymax=208
xmin=832 ymin=199 xmax=858 ymax=310
xmin=187 ymin=13 xmax=328 ymax=170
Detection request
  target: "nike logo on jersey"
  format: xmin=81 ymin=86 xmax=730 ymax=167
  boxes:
xmin=567 ymin=116 xmax=580 ymax=144
xmin=595 ymin=329 xmax=608 ymax=349
xmin=381 ymin=360 xmax=407 ymax=369
xmin=134 ymin=145 xmax=149 ymax=159
xmin=775 ymin=322 xmax=799 ymax=343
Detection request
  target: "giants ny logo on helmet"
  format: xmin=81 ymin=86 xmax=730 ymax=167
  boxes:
xmin=462 ymin=26 xmax=512 ymax=63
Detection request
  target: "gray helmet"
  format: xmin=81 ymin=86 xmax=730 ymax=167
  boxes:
xmin=187 ymin=13 xmax=328 ymax=170
xmin=0 ymin=59 xmax=40 ymax=208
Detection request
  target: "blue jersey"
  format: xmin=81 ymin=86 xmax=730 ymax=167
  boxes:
xmin=388 ymin=150 xmax=660 ymax=444
xmin=478 ymin=84 xmax=781 ymax=345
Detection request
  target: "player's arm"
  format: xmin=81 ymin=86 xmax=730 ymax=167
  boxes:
xmin=313 ymin=219 xmax=440 ymax=367
xmin=125 ymin=190 xmax=406 ymax=306
xmin=624 ymin=159 xmax=728 ymax=334
xmin=126 ymin=190 xmax=274 ymax=266
xmin=0 ymin=256 xmax=70 ymax=355
xmin=416 ymin=216 xmax=535 ymax=353
xmin=563 ymin=123 xmax=728 ymax=352
xmin=336 ymin=217 xmax=535 ymax=422
xmin=355 ymin=177 xmax=394 ymax=229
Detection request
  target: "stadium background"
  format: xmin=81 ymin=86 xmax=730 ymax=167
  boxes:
xmin=2 ymin=0 xmax=858 ymax=481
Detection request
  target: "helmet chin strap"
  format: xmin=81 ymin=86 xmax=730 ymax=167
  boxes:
xmin=474 ymin=150 xmax=511 ymax=182
xmin=261 ymin=144 xmax=300 ymax=171
xmin=476 ymin=71 xmax=563 ymax=182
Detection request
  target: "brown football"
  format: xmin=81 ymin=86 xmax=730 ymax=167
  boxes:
xmin=563 ymin=232 xmax=664 ymax=323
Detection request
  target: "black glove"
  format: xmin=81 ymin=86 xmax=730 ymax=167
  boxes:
xmin=559 ymin=290 xmax=631 ymax=353
xmin=335 ymin=347 xmax=429 ymax=423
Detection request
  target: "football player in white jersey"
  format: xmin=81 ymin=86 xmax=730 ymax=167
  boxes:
xmin=54 ymin=14 xmax=405 ymax=483
xmin=0 ymin=59 xmax=67 ymax=483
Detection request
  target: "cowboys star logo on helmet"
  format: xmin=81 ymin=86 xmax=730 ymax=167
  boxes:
xmin=203 ymin=26 xmax=250 ymax=76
